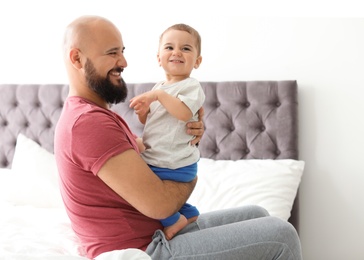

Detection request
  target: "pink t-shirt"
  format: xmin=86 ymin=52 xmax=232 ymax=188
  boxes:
xmin=54 ymin=97 xmax=162 ymax=259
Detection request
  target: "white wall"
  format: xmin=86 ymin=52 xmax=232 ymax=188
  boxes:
xmin=1 ymin=1 xmax=364 ymax=259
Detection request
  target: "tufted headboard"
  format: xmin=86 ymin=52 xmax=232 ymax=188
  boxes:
xmin=0 ymin=81 xmax=299 ymax=227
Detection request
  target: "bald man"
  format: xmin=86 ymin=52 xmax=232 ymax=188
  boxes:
xmin=55 ymin=15 xmax=303 ymax=260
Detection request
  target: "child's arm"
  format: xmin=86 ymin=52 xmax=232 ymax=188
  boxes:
xmin=137 ymin=109 xmax=149 ymax=125
xmin=129 ymin=95 xmax=150 ymax=124
xmin=135 ymin=137 xmax=146 ymax=153
xmin=130 ymin=89 xmax=192 ymax=122
xmin=155 ymin=89 xmax=192 ymax=122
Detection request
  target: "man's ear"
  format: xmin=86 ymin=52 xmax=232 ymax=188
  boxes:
xmin=69 ymin=48 xmax=83 ymax=69
xmin=194 ymin=56 xmax=202 ymax=69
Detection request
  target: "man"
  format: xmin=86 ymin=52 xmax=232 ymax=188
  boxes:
xmin=55 ymin=15 xmax=303 ymax=260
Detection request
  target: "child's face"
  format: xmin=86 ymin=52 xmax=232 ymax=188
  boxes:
xmin=158 ymin=29 xmax=202 ymax=80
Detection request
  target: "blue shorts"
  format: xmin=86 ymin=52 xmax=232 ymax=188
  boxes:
xmin=149 ymin=162 xmax=197 ymax=182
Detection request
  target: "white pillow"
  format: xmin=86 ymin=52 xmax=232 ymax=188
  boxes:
xmin=188 ymin=158 xmax=304 ymax=220
xmin=0 ymin=168 xmax=13 ymax=205
xmin=1 ymin=133 xmax=63 ymax=208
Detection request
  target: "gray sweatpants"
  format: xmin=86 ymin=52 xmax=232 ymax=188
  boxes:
xmin=146 ymin=205 xmax=302 ymax=260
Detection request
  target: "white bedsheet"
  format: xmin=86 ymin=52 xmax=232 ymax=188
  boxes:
xmin=0 ymin=201 xmax=85 ymax=259
xmin=0 ymin=201 xmax=151 ymax=260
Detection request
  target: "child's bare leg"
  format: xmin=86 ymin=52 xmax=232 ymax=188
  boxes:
xmin=164 ymin=215 xmax=199 ymax=240
xmin=164 ymin=214 xmax=188 ymax=240
xmin=187 ymin=215 xmax=198 ymax=224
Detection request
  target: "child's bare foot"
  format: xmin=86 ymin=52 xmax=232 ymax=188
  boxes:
xmin=187 ymin=215 xmax=198 ymax=224
xmin=164 ymin=215 xmax=188 ymax=240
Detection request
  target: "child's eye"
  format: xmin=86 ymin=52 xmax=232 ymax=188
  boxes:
xmin=182 ymin=47 xmax=191 ymax=51
xmin=165 ymin=46 xmax=173 ymax=50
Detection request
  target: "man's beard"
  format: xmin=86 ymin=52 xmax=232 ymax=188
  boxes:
xmin=84 ymin=59 xmax=128 ymax=104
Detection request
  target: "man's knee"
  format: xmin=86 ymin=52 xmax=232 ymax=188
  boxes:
xmin=245 ymin=205 xmax=270 ymax=218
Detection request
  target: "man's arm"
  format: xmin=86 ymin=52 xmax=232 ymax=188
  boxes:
xmin=97 ymin=148 xmax=196 ymax=219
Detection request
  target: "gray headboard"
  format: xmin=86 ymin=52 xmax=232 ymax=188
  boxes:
xmin=0 ymin=81 xmax=299 ymax=228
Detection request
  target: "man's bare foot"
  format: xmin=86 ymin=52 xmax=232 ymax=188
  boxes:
xmin=164 ymin=215 xmax=188 ymax=240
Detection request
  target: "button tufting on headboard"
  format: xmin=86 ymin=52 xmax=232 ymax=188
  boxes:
xmin=0 ymin=81 xmax=298 ymax=165
xmin=0 ymin=84 xmax=69 ymax=168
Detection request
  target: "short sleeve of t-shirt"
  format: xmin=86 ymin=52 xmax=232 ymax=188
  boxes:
xmin=177 ymin=78 xmax=205 ymax=115
xmin=70 ymin=109 xmax=137 ymax=175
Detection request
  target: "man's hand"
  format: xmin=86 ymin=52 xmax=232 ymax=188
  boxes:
xmin=187 ymin=107 xmax=204 ymax=145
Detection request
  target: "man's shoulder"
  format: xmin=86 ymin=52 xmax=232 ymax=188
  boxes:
xmin=64 ymin=97 xmax=113 ymax=117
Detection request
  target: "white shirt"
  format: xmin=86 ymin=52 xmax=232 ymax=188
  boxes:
xmin=141 ymin=77 xmax=205 ymax=169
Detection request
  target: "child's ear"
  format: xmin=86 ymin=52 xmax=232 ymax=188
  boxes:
xmin=194 ymin=56 xmax=202 ymax=69
xmin=157 ymin=53 xmax=162 ymax=66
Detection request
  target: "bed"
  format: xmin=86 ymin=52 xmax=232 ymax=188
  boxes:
xmin=0 ymin=81 xmax=304 ymax=259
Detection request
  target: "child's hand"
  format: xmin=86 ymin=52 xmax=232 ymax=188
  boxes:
xmin=129 ymin=91 xmax=156 ymax=116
